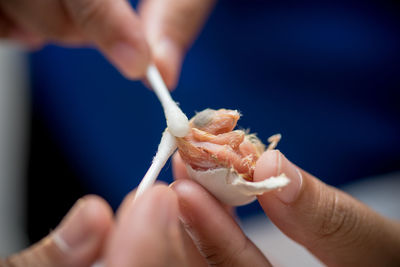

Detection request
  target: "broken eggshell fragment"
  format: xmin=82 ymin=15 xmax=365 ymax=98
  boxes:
xmin=176 ymin=108 xmax=290 ymax=206
xmin=186 ymin=166 xmax=289 ymax=206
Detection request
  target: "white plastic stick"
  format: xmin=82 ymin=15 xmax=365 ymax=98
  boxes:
xmin=146 ymin=64 xmax=189 ymax=138
xmin=134 ymin=130 xmax=177 ymax=200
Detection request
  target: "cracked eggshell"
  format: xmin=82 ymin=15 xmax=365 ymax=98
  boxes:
xmin=186 ymin=165 xmax=290 ymax=206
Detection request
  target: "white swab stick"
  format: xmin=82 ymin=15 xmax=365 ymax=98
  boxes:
xmin=135 ymin=130 xmax=177 ymax=200
xmin=146 ymin=64 xmax=190 ymax=138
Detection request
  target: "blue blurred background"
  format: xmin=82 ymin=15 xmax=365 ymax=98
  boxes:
xmin=27 ymin=0 xmax=400 ymax=242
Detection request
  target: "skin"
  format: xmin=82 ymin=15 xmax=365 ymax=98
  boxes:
xmin=0 ymin=0 xmax=215 ymax=88
xmin=172 ymin=152 xmax=400 ymax=266
xmin=4 ymin=152 xmax=399 ymax=266
xmin=1 ymin=1 xmax=399 ymax=266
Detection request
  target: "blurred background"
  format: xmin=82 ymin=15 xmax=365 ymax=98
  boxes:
xmin=0 ymin=0 xmax=399 ymax=263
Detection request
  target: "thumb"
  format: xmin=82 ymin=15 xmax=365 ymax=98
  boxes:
xmin=3 ymin=195 xmax=112 ymax=267
xmin=254 ymin=150 xmax=400 ymax=266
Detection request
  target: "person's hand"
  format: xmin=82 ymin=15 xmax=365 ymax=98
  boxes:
xmin=106 ymin=183 xmax=267 ymax=267
xmin=0 ymin=0 xmax=215 ymax=88
xmin=172 ymin=151 xmax=400 ymax=266
xmin=1 ymin=184 xmax=213 ymax=267
xmin=0 ymin=185 xmax=203 ymax=267
xmin=104 ymin=184 xmax=209 ymax=267
xmin=1 ymin=195 xmax=113 ymax=267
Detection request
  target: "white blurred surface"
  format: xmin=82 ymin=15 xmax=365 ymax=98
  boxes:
xmin=242 ymin=214 xmax=324 ymax=267
xmin=0 ymin=42 xmax=29 ymax=256
xmin=241 ymin=172 xmax=400 ymax=267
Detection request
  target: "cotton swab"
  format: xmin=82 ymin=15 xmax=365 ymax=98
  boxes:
xmin=146 ymin=64 xmax=189 ymax=138
xmin=134 ymin=129 xmax=177 ymax=200
xmin=91 ymin=131 xmax=177 ymax=266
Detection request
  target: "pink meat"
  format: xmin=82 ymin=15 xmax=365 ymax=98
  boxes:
xmin=176 ymin=109 xmax=265 ymax=181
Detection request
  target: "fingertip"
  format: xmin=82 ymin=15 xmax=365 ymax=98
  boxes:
xmin=106 ymin=184 xmax=181 ymax=267
xmin=55 ymin=195 xmax=112 ymax=255
xmin=153 ymin=38 xmax=183 ymax=90
xmin=254 ymin=150 xmax=281 ymax=182
xmin=170 ymin=179 xmax=203 ymax=201
xmin=144 ymin=185 xmax=180 ymax=226
xmin=170 ymin=180 xmax=203 ymax=221
xmin=169 ymin=180 xmax=189 ymax=207
xmin=255 ymin=150 xmax=303 ymax=204
xmin=149 ymin=184 xmax=179 ymax=208
xmin=79 ymin=195 xmax=114 ymax=235
xmin=171 ymin=179 xmax=229 ymax=224
xmin=172 ymin=152 xmax=190 ymax=180
xmin=117 ymin=184 xmax=179 ymax=229
xmin=107 ymin=40 xmax=150 ymax=80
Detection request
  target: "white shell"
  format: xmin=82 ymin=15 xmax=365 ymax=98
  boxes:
xmin=186 ymin=165 xmax=290 ymax=206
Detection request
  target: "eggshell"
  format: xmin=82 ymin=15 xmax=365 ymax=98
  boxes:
xmin=186 ymin=165 xmax=290 ymax=206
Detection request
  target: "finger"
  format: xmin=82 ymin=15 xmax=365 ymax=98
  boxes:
xmin=115 ymin=181 xmax=171 ymax=219
xmin=172 ymin=152 xmax=190 ymax=180
xmin=178 ymin=222 xmax=208 ymax=267
xmin=0 ymin=0 xmax=80 ymax=42
xmin=7 ymin=27 xmax=45 ymax=49
xmin=254 ymin=150 xmax=400 ymax=266
xmin=139 ymin=0 xmax=216 ymax=89
xmin=0 ymin=11 xmax=43 ymax=49
xmin=4 ymin=195 xmax=113 ymax=267
xmin=113 ymin=185 xmax=206 ymax=267
xmin=171 ymin=180 xmax=271 ymax=267
xmin=0 ymin=9 xmax=13 ymax=38
xmin=105 ymin=185 xmax=187 ymax=267
xmin=114 ymin=189 xmax=136 ymax=220
xmin=64 ymin=0 xmax=150 ymax=79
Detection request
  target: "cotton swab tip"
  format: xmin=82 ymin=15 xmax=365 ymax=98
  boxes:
xmin=146 ymin=64 xmax=190 ymax=137
xmin=166 ymin=106 xmax=190 ymax=137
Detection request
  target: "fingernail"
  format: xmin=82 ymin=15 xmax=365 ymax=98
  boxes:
xmin=255 ymin=150 xmax=303 ymax=204
xmin=108 ymin=42 xmax=146 ymax=79
xmin=153 ymin=38 xmax=181 ymax=89
xmin=169 ymin=181 xmax=177 ymax=188
xmin=169 ymin=183 xmax=193 ymax=227
xmin=141 ymin=187 xmax=179 ymax=231
xmin=153 ymin=38 xmax=175 ymax=60
xmin=273 ymin=151 xmax=303 ymax=204
xmin=53 ymin=198 xmax=93 ymax=252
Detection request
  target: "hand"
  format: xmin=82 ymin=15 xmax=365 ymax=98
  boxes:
xmin=1 ymin=195 xmax=113 ymax=267
xmin=0 ymin=0 xmax=215 ymax=88
xmin=172 ymin=151 xmax=400 ymax=266
xmin=2 ymin=184 xmax=214 ymax=267
xmin=104 ymin=184 xmax=209 ymax=267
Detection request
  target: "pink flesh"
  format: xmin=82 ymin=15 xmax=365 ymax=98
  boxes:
xmin=176 ymin=109 xmax=265 ymax=181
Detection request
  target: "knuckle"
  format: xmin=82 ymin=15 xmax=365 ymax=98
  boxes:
xmin=197 ymin=237 xmax=248 ymax=267
xmin=71 ymin=0 xmax=107 ymax=31
xmin=49 ymin=20 xmax=74 ymax=39
xmin=31 ymin=2 xmax=75 ymax=40
xmin=313 ymin=190 xmax=359 ymax=244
